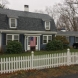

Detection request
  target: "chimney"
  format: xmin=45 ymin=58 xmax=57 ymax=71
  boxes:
xmin=24 ymin=5 xmax=29 ymax=12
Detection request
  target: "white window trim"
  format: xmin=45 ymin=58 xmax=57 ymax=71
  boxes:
xmin=9 ymin=18 xmax=17 ymax=28
xmin=45 ymin=21 xmax=50 ymax=30
xmin=6 ymin=34 xmax=19 ymax=45
xmin=43 ymin=35 xmax=52 ymax=44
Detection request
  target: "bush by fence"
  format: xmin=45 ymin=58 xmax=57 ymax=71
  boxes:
xmin=6 ymin=41 xmax=23 ymax=54
xmin=46 ymin=40 xmax=63 ymax=51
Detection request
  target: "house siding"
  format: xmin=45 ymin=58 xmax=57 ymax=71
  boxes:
xmin=1 ymin=34 xmax=55 ymax=52
xmin=17 ymin=17 xmax=45 ymax=31
xmin=40 ymin=35 xmax=46 ymax=50
xmin=52 ymin=34 xmax=55 ymax=40
xmin=69 ymin=36 xmax=75 ymax=46
xmin=2 ymin=33 xmax=6 ymax=52
xmin=19 ymin=34 xmax=25 ymax=51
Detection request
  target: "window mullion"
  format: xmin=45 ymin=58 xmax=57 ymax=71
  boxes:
xmin=47 ymin=36 xmax=48 ymax=43
xmin=12 ymin=35 xmax=14 ymax=41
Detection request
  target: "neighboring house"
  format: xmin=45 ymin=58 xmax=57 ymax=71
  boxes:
xmin=57 ymin=31 xmax=78 ymax=47
xmin=0 ymin=5 xmax=57 ymax=51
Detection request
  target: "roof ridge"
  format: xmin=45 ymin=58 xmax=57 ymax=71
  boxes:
xmin=0 ymin=8 xmax=49 ymax=16
xmin=0 ymin=8 xmax=52 ymax=20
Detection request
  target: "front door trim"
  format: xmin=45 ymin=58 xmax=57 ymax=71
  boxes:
xmin=25 ymin=35 xmax=40 ymax=51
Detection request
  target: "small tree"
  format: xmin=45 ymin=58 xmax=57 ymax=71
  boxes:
xmin=6 ymin=41 xmax=23 ymax=54
xmin=55 ymin=36 xmax=69 ymax=49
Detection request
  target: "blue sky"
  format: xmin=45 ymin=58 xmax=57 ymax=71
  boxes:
xmin=6 ymin=0 xmax=63 ymax=12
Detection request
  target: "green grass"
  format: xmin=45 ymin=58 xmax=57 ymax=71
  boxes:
xmin=0 ymin=49 xmax=78 ymax=58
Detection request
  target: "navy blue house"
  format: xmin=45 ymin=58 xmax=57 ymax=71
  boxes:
xmin=0 ymin=5 xmax=57 ymax=51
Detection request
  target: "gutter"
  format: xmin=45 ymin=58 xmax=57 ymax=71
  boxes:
xmin=0 ymin=30 xmax=57 ymax=34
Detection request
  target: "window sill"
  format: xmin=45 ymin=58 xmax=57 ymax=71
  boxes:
xmin=43 ymin=43 xmax=47 ymax=45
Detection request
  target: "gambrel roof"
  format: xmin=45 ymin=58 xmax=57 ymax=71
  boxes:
xmin=0 ymin=8 xmax=56 ymax=31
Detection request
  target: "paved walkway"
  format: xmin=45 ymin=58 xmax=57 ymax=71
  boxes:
xmin=56 ymin=73 xmax=78 ymax=78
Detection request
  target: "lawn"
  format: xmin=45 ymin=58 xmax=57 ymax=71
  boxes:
xmin=0 ymin=65 xmax=78 ymax=78
xmin=0 ymin=48 xmax=78 ymax=58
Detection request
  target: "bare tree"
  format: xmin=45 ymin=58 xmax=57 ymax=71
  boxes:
xmin=56 ymin=0 xmax=78 ymax=31
xmin=35 ymin=0 xmax=78 ymax=31
xmin=0 ymin=0 xmax=9 ymax=8
xmin=34 ymin=6 xmax=57 ymax=20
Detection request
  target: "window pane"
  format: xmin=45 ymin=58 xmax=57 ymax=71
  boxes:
xmin=48 ymin=36 xmax=52 ymax=42
xmin=43 ymin=40 xmax=47 ymax=43
xmin=43 ymin=36 xmax=47 ymax=44
xmin=11 ymin=19 xmax=15 ymax=27
xmin=7 ymin=35 xmax=12 ymax=40
xmin=14 ymin=35 xmax=19 ymax=40
xmin=43 ymin=36 xmax=47 ymax=40
xmin=48 ymin=36 xmax=52 ymax=40
xmin=46 ymin=22 xmax=49 ymax=26
xmin=45 ymin=21 xmax=50 ymax=30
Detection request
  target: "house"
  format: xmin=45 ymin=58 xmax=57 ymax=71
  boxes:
xmin=57 ymin=31 xmax=78 ymax=47
xmin=0 ymin=5 xmax=57 ymax=51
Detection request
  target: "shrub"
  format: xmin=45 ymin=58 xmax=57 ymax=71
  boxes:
xmin=46 ymin=40 xmax=63 ymax=51
xmin=55 ymin=36 xmax=69 ymax=49
xmin=6 ymin=41 xmax=23 ymax=54
xmin=0 ymin=47 xmax=3 ymax=54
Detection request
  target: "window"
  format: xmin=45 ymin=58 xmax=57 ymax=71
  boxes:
xmin=6 ymin=34 xmax=19 ymax=44
xmin=43 ymin=36 xmax=47 ymax=44
xmin=75 ymin=37 xmax=78 ymax=43
xmin=48 ymin=36 xmax=52 ymax=42
xmin=7 ymin=35 xmax=12 ymax=43
xmin=43 ymin=35 xmax=52 ymax=44
xmin=45 ymin=21 xmax=50 ymax=30
xmin=9 ymin=18 xmax=17 ymax=28
xmin=11 ymin=19 xmax=15 ymax=27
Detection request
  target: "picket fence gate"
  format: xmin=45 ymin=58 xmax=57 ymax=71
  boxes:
xmin=0 ymin=49 xmax=78 ymax=74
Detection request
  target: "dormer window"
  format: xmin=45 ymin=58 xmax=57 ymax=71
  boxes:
xmin=9 ymin=18 xmax=17 ymax=28
xmin=45 ymin=21 xmax=50 ymax=30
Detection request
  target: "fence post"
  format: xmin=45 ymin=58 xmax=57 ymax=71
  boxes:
xmin=67 ymin=48 xmax=71 ymax=66
xmin=31 ymin=51 xmax=34 ymax=69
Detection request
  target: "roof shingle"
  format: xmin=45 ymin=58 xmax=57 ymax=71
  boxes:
xmin=0 ymin=8 xmax=56 ymax=31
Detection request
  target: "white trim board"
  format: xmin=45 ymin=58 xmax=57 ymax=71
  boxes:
xmin=0 ymin=30 xmax=57 ymax=34
xmin=25 ymin=34 xmax=41 ymax=36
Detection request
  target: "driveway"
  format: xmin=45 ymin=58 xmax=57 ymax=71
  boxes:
xmin=57 ymin=73 xmax=78 ymax=78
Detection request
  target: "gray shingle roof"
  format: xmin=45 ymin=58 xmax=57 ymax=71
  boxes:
xmin=57 ymin=31 xmax=78 ymax=36
xmin=0 ymin=8 xmax=56 ymax=31
xmin=0 ymin=8 xmax=52 ymax=20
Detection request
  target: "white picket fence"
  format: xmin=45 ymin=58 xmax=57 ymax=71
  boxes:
xmin=0 ymin=49 xmax=78 ymax=74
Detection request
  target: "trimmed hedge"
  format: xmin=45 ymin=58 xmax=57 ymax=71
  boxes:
xmin=6 ymin=41 xmax=23 ymax=54
xmin=46 ymin=40 xmax=63 ymax=51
